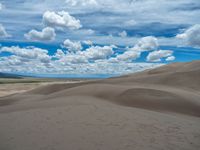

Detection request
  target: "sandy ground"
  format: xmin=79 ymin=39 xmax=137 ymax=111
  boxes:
xmin=0 ymin=61 xmax=200 ymax=150
xmin=0 ymin=81 xmax=82 ymax=97
xmin=0 ymin=83 xmax=43 ymax=97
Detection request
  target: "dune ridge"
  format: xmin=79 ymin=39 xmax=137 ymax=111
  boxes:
xmin=1 ymin=61 xmax=200 ymax=117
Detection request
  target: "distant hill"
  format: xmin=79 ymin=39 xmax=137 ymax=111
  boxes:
xmin=0 ymin=72 xmax=23 ymax=79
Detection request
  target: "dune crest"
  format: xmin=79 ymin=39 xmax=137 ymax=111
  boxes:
xmin=1 ymin=61 xmax=200 ymax=117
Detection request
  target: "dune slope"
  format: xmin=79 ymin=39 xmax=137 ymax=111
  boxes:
xmin=0 ymin=61 xmax=200 ymax=150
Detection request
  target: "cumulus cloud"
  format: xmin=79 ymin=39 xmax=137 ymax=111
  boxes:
xmin=118 ymin=31 xmax=127 ymax=37
xmin=0 ymin=46 xmax=51 ymax=63
xmin=62 ymin=40 xmax=115 ymax=61
xmin=165 ymin=56 xmax=175 ymax=61
xmin=54 ymin=49 xmax=66 ymax=59
xmin=63 ymin=39 xmax=82 ymax=52
xmin=108 ymin=36 xmax=158 ymax=63
xmin=43 ymin=11 xmax=82 ymax=30
xmin=147 ymin=50 xmax=174 ymax=62
xmin=112 ymin=51 xmax=140 ymax=62
xmin=0 ymin=34 xmax=166 ymax=75
xmin=25 ymin=27 xmax=56 ymax=41
xmin=65 ymin=0 xmax=98 ymax=6
xmin=0 ymin=55 xmax=24 ymax=66
xmin=82 ymin=40 xmax=93 ymax=45
xmin=133 ymin=36 xmax=158 ymax=51
xmin=0 ymin=55 xmax=162 ymax=75
xmin=56 ymin=52 xmax=88 ymax=64
xmin=0 ymin=24 xmax=10 ymax=38
xmin=0 ymin=44 xmax=163 ymax=75
xmin=176 ymin=24 xmax=200 ymax=47
xmin=55 ymin=45 xmax=115 ymax=63
xmin=81 ymin=45 xmax=115 ymax=60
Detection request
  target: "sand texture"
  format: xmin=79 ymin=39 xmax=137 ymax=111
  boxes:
xmin=0 ymin=61 xmax=200 ymax=150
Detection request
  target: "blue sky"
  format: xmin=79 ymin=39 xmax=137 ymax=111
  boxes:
xmin=0 ymin=0 xmax=200 ymax=77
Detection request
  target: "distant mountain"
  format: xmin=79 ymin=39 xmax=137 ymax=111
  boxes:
xmin=0 ymin=72 xmax=23 ymax=79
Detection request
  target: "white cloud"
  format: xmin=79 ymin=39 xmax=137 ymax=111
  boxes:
xmin=25 ymin=27 xmax=56 ymax=41
xmin=54 ymin=44 xmax=115 ymax=65
xmin=166 ymin=56 xmax=175 ymax=61
xmin=147 ymin=50 xmax=174 ymax=62
xmin=113 ymin=51 xmax=140 ymax=62
xmin=65 ymin=0 xmax=98 ymax=6
xmin=2 ymin=55 xmax=24 ymax=66
xmin=0 ymin=54 xmax=54 ymax=73
xmin=108 ymin=36 xmax=158 ymax=63
xmin=43 ymin=11 xmax=82 ymax=30
xmin=0 ymin=24 xmax=10 ymax=38
xmin=176 ymin=24 xmax=200 ymax=47
xmin=133 ymin=36 xmax=158 ymax=51
xmin=80 ymin=45 xmax=115 ymax=60
xmin=0 ymin=46 xmax=51 ymax=63
xmin=54 ymin=49 xmax=66 ymax=59
xmin=55 ymin=45 xmax=115 ymax=63
xmin=56 ymin=52 xmax=88 ymax=64
xmin=82 ymin=40 xmax=93 ymax=45
xmin=118 ymin=31 xmax=127 ymax=38
xmin=0 ymin=44 xmax=163 ymax=75
xmin=63 ymin=39 xmax=82 ymax=52
xmin=0 ymin=56 xmax=162 ymax=76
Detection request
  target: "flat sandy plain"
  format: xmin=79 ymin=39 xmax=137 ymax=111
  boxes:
xmin=0 ymin=61 xmax=200 ymax=150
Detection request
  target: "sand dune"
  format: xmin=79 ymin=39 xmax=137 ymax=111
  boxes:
xmin=0 ymin=61 xmax=200 ymax=150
